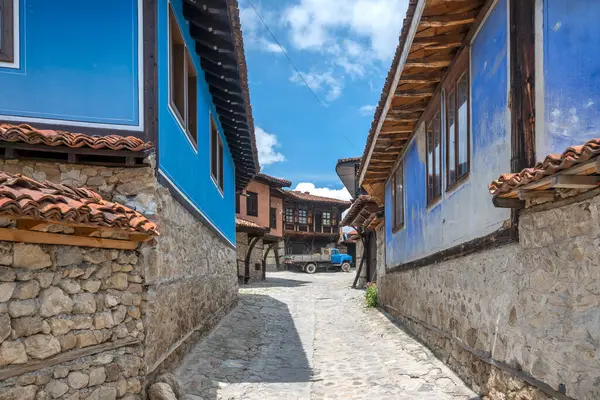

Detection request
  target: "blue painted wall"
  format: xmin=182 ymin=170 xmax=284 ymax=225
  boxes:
xmin=0 ymin=0 xmax=141 ymax=129
xmin=385 ymin=0 xmax=511 ymax=267
xmin=157 ymin=0 xmax=236 ymax=245
xmin=538 ymin=0 xmax=600 ymax=156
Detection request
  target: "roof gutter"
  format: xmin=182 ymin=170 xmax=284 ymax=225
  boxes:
xmin=359 ymin=0 xmax=427 ymax=185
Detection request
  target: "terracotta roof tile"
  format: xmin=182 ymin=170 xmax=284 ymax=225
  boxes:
xmin=0 ymin=124 xmax=154 ymax=152
xmin=235 ymin=217 xmax=266 ymax=231
xmin=336 ymin=157 xmax=361 ymax=166
xmin=284 ymin=191 xmax=351 ymax=206
xmin=489 ymin=138 xmax=600 ymax=196
xmin=255 ymin=173 xmax=292 ymax=188
xmin=0 ymin=172 xmax=158 ymax=235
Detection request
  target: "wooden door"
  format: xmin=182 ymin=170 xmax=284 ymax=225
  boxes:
xmin=366 ymin=230 xmax=377 ymax=282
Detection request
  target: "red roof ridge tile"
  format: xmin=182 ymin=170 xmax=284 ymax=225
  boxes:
xmin=284 ymin=191 xmax=352 ymax=205
xmin=0 ymin=124 xmax=154 ymax=152
xmin=489 ymin=138 xmax=600 ymax=196
xmin=0 ymin=172 xmax=158 ymax=235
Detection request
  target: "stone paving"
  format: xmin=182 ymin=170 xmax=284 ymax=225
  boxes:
xmin=176 ymin=271 xmax=478 ymax=400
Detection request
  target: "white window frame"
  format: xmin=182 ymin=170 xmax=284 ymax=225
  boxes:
xmin=0 ymin=0 xmax=20 ymax=70
xmin=210 ymin=111 xmax=224 ymax=196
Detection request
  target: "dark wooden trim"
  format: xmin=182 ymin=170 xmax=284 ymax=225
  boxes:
xmin=510 ymin=0 xmax=536 ymax=174
xmin=387 ymin=227 xmax=518 ymax=274
xmin=0 ymin=0 xmax=14 ymax=63
xmin=157 ymin=172 xmax=235 ymax=250
xmin=0 ymin=338 xmax=140 ymax=381
xmin=509 ymin=0 xmax=536 ymax=229
xmin=144 ymin=0 xmax=159 ymax=151
xmin=0 ymin=142 xmax=152 ymax=167
xmin=493 ymin=196 xmax=525 ymax=209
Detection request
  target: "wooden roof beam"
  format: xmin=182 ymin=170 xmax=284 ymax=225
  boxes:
xmin=405 ymin=57 xmax=453 ymax=68
xmin=420 ymin=11 xmax=478 ymax=28
xmin=412 ymin=34 xmax=465 ymax=46
xmin=394 ymin=88 xmax=435 ymax=97
xmin=399 ymin=71 xmax=445 ymax=84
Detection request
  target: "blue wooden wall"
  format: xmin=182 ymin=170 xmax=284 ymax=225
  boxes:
xmin=157 ymin=0 xmax=236 ymax=245
xmin=538 ymin=0 xmax=600 ymax=156
xmin=0 ymin=0 xmax=142 ymax=130
xmin=384 ymin=0 xmax=511 ymax=267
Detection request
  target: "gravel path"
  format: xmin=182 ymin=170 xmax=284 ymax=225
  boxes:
xmin=177 ymin=271 xmax=478 ymax=400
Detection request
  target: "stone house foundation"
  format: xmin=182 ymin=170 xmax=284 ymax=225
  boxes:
xmin=378 ymin=192 xmax=600 ymax=399
xmin=0 ymin=157 xmax=238 ymax=399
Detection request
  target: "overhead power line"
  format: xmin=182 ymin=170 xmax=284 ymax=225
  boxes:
xmin=245 ymin=0 xmax=326 ymax=108
xmin=244 ymin=0 xmax=357 ymax=150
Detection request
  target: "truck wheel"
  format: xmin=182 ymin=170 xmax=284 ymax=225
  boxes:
xmin=305 ymin=263 xmax=317 ymax=274
xmin=341 ymin=262 xmax=351 ymax=272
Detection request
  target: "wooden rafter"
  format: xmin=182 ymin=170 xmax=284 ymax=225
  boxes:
xmin=394 ymin=88 xmax=435 ymax=97
xmin=412 ymin=34 xmax=464 ymax=46
xmin=405 ymin=56 xmax=453 ymax=68
xmin=399 ymin=71 xmax=445 ymax=84
xmin=420 ymin=11 xmax=478 ymax=27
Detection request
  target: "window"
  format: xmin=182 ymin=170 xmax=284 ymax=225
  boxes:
xmin=235 ymin=194 xmax=240 ymax=214
xmin=169 ymin=5 xmax=197 ymax=145
xmin=246 ymin=192 xmax=258 ymax=217
xmin=270 ymin=208 xmax=277 ymax=229
xmin=392 ymin=163 xmax=404 ymax=230
xmin=322 ymin=212 xmax=332 ymax=226
xmin=298 ymin=209 xmax=307 ymax=224
xmin=210 ymin=115 xmax=224 ymax=191
xmin=0 ymin=0 xmax=15 ymax=64
xmin=446 ymin=72 xmax=470 ymax=188
xmin=285 ymin=208 xmax=294 ymax=223
xmin=426 ymin=111 xmax=442 ymax=205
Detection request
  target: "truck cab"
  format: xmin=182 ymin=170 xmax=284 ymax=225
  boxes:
xmin=330 ymin=248 xmax=352 ymax=266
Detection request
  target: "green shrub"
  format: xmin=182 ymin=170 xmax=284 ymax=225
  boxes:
xmin=365 ymin=282 xmax=378 ymax=308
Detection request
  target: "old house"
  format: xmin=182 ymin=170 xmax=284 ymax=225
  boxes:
xmin=235 ymin=173 xmax=291 ymax=283
xmin=357 ymin=0 xmax=600 ymax=399
xmin=0 ymin=0 xmax=258 ymax=398
xmin=282 ymin=191 xmax=350 ymax=255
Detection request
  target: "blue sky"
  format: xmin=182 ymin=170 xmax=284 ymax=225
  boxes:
xmin=239 ymin=0 xmax=409 ymax=199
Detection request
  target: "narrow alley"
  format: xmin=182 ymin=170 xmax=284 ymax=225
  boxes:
xmin=176 ymin=272 xmax=477 ymax=400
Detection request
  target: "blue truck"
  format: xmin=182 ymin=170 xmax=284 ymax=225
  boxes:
xmin=285 ymin=248 xmax=353 ymax=274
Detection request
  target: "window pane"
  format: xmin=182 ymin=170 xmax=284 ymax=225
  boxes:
xmin=394 ymin=167 xmax=403 ymax=228
xmin=427 ymin=125 xmax=434 ymax=203
xmin=235 ymin=194 xmax=240 ymax=214
xmin=186 ymin=51 xmax=198 ymax=143
xmin=218 ymin=140 xmax=224 ymax=190
xmin=169 ymin=8 xmax=185 ymax=125
xmin=210 ymin=117 xmax=218 ymax=181
xmin=434 ymin=112 xmax=442 ymax=199
xmin=447 ymin=90 xmax=456 ymax=186
xmin=270 ymin=208 xmax=277 ymax=229
xmin=247 ymin=192 xmax=258 ymax=216
xmin=457 ymin=74 xmax=469 ymax=178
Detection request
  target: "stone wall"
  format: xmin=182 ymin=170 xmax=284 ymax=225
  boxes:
xmin=0 ymin=244 xmax=144 ymax=400
xmin=378 ymin=193 xmax=600 ymax=399
xmin=0 ymin=157 xmax=240 ymax=393
xmin=236 ymin=233 xmax=264 ymax=282
xmin=142 ymin=186 xmax=238 ymax=374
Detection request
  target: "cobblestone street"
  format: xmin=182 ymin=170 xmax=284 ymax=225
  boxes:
xmin=177 ymin=271 xmax=478 ymax=400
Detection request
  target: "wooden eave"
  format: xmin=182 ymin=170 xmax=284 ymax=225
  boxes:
xmin=492 ymin=158 xmax=600 ymax=209
xmin=0 ymin=217 xmax=153 ymax=250
xmin=359 ymin=0 xmax=487 ymax=203
xmin=182 ymin=0 xmax=259 ymax=191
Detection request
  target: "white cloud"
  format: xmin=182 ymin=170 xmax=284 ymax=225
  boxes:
xmin=359 ymin=104 xmax=376 ymax=116
xmin=256 ymin=126 xmax=286 ymax=166
xmin=293 ymin=182 xmax=352 ymax=201
xmin=239 ymin=2 xmax=284 ymax=54
xmin=282 ymin=0 xmax=408 ymax=61
xmin=289 ymin=70 xmax=343 ymax=102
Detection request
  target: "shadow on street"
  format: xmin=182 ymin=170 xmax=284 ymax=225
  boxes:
xmin=177 ymin=293 xmax=312 ymax=399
